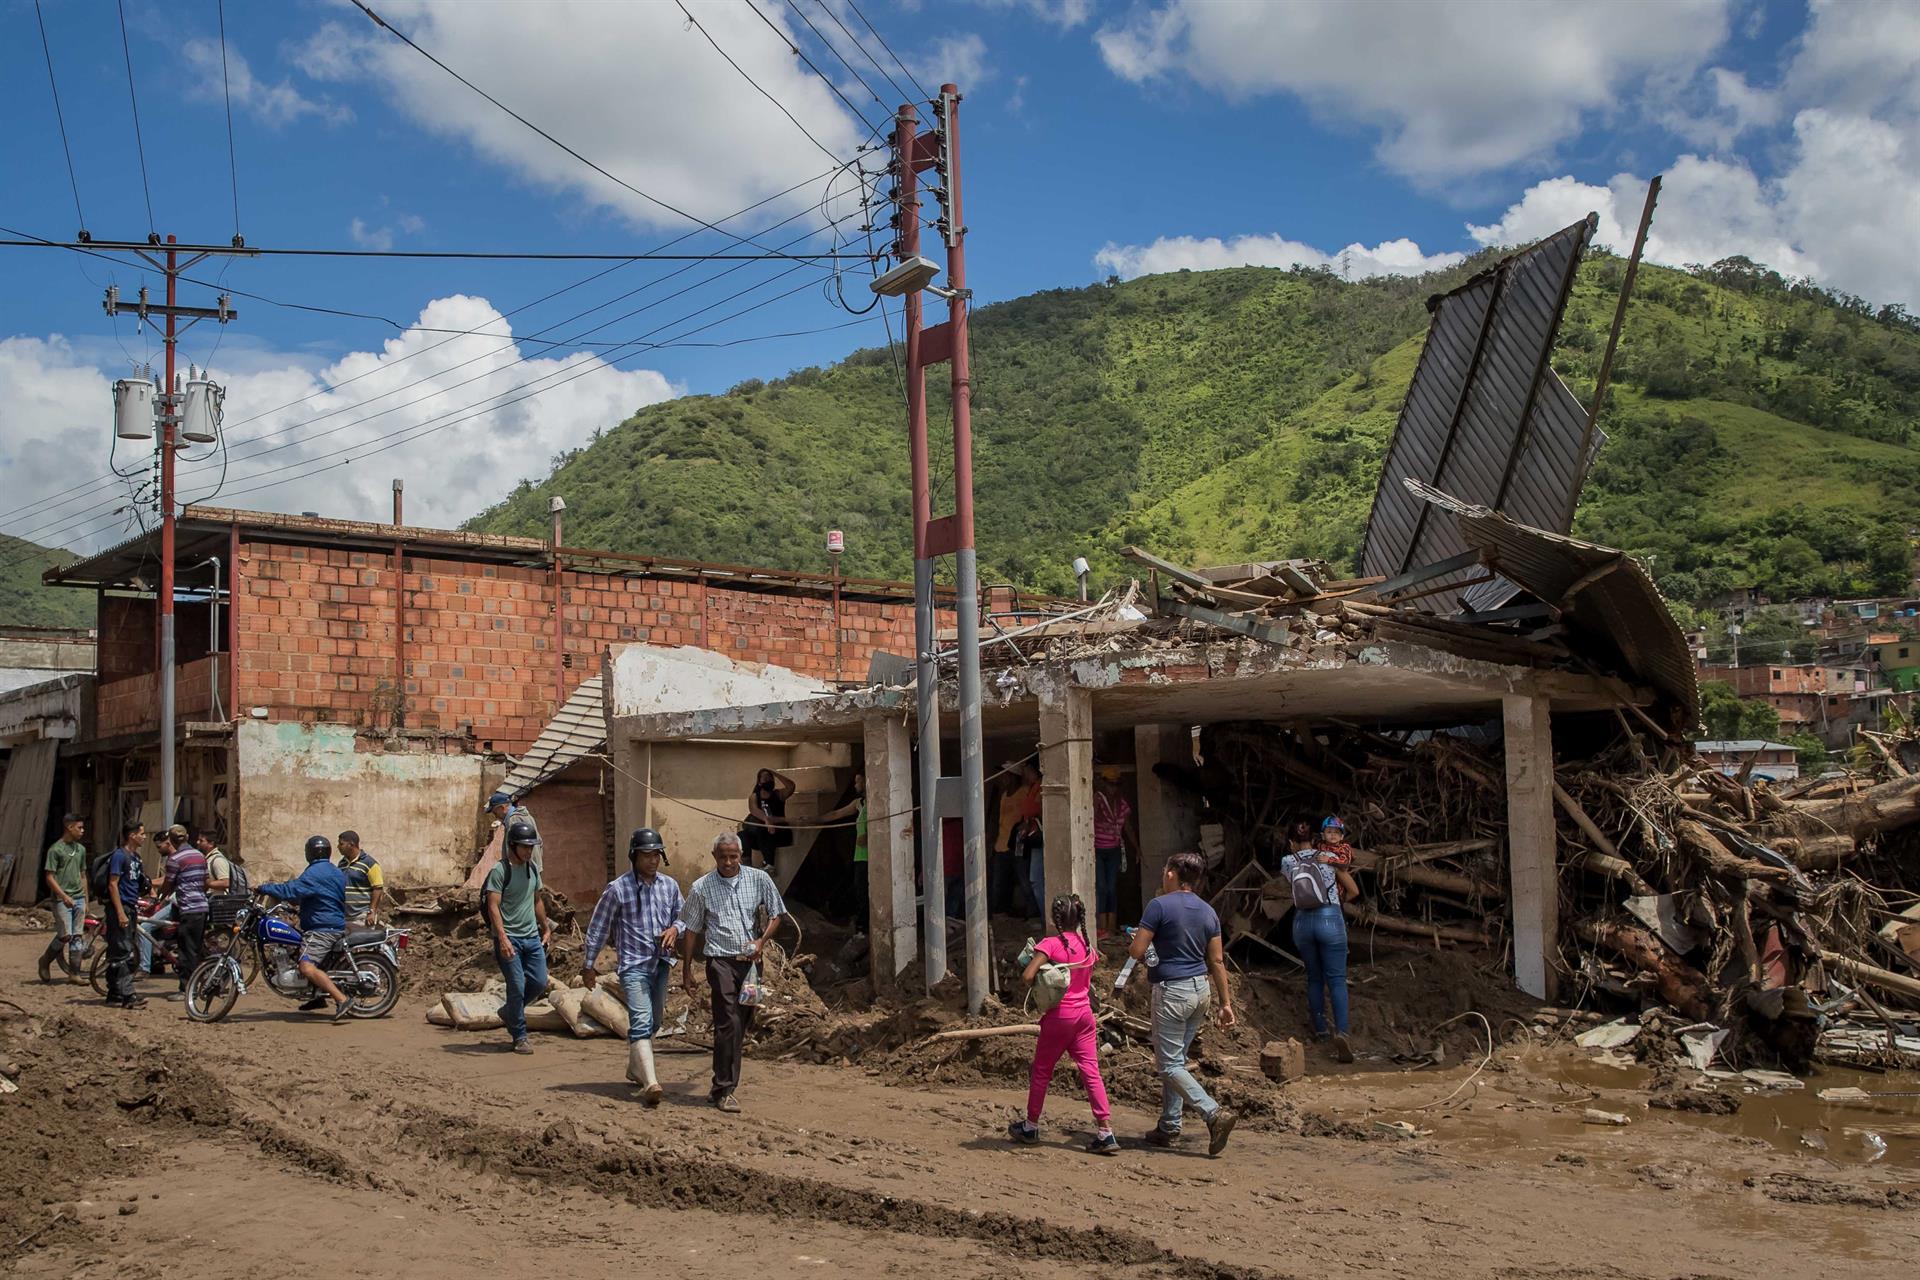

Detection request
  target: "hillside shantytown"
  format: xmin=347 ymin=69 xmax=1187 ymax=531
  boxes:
xmin=3 ymin=4 xmax=1919 ymax=1278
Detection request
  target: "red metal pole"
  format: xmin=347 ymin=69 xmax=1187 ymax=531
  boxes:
xmin=393 ymin=479 xmax=407 ymax=728
xmin=552 ymin=505 xmax=566 ymax=710
xmin=944 ymin=87 xmax=974 ymax=566
xmin=159 ymin=236 xmax=178 ymax=823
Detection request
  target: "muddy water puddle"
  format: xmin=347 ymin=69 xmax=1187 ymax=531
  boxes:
xmin=1366 ymin=1050 xmax=1920 ymax=1170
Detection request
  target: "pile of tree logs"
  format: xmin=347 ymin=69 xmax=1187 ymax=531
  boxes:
xmin=1167 ymin=720 xmax=1920 ymax=1070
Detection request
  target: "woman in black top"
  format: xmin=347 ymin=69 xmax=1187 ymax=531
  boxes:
xmin=742 ymin=768 xmax=795 ymax=868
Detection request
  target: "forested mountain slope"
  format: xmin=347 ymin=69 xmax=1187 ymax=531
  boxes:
xmin=471 ymin=252 xmax=1920 ymax=604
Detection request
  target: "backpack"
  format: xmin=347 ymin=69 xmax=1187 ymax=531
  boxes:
xmin=88 ymin=852 xmax=113 ymax=899
xmin=1287 ymin=854 xmax=1336 ymax=911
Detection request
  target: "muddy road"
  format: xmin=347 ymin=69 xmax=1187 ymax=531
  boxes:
xmin=3 ymin=923 xmax=1916 ymax=1279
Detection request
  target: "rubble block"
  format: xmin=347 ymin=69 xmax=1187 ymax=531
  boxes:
xmin=1260 ymin=1037 xmax=1307 ymax=1082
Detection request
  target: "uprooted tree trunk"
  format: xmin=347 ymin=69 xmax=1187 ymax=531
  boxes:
xmin=1575 ymin=919 xmax=1711 ymax=1020
xmin=1761 ymin=773 xmax=1920 ymax=841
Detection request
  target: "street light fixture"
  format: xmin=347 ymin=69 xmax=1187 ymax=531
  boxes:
xmin=870 ymin=255 xmax=942 ymax=297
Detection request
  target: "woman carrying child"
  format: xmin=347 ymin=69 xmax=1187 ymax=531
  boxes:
xmin=1008 ymin=893 xmax=1119 ymax=1155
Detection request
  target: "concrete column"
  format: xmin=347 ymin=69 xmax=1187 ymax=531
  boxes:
xmin=865 ymin=713 xmax=917 ymax=988
xmin=1133 ymin=723 xmax=1201 ymax=899
xmin=1502 ymin=691 xmax=1558 ymax=1000
xmin=1037 ymin=681 xmax=1095 ymax=914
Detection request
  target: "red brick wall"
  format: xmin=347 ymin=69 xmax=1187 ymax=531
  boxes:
xmin=97 ymin=655 xmax=218 ymax=736
xmin=233 ymin=538 xmax=925 ymax=754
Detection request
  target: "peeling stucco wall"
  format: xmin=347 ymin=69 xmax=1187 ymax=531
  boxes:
xmin=236 ymin=721 xmax=488 ymax=885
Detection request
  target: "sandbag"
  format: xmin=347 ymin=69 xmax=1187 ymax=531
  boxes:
xmin=426 ymin=1004 xmax=453 ymax=1027
xmin=547 ymin=986 xmax=610 ymax=1038
xmin=523 ymin=1000 xmax=569 ymax=1035
xmin=441 ymin=991 xmax=504 ymax=1031
xmin=581 ymin=986 xmax=630 ymax=1039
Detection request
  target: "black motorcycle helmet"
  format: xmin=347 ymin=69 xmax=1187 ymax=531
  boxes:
xmin=629 ymin=827 xmax=667 ymax=864
xmin=505 ymin=820 xmax=539 ymax=848
xmin=304 ymin=834 xmax=333 ymax=863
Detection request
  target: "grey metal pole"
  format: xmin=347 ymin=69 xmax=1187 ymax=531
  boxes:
xmin=914 ymin=558 xmax=946 ymax=986
xmin=204 ymin=556 xmax=223 ymax=722
xmin=955 ymin=548 xmax=988 ymax=1012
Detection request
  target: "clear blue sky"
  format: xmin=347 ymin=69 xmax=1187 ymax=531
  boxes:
xmin=0 ymin=0 xmax=1910 ymax=545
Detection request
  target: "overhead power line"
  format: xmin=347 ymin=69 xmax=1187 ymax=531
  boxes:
xmin=781 ymin=0 xmax=889 ymax=112
xmin=813 ymin=0 xmax=912 ymax=107
xmin=347 ymin=0 xmax=814 ymax=256
xmin=0 ymin=237 xmax=865 ymax=262
xmin=115 ymin=0 xmax=156 ymax=236
xmin=0 ymin=158 xmax=864 ymax=537
xmin=1 ymin=196 xmax=866 ymax=550
xmin=216 ymin=0 xmax=241 ymax=239
xmin=33 ymin=0 xmax=86 ymax=235
xmin=741 ymin=0 xmax=884 ymax=127
xmin=846 ymin=0 xmax=931 ymax=103
xmin=675 ymin=0 xmax=847 ymax=167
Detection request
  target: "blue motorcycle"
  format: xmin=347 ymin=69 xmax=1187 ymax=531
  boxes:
xmin=183 ymin=895 xmax=404 ymax=1023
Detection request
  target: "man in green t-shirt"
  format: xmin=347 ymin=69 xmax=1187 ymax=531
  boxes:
xmin=39 ymin=813 xmax=89 ymax=983
xmin=819 ymin=774 xmax=867 ymax=932
xmin=483 ymin=820 xmax=551 ymax=1054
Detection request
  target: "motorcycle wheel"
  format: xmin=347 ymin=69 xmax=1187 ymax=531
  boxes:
xmin=88 ymin=948 xmax=109 ymax=998
xmin=347 ymin=954 xmax=400 ymax=1019
xmin=207 ymin=932 xmax=260 ymax=986
xmin=184 ymin=958 xmax=240 ymax=1023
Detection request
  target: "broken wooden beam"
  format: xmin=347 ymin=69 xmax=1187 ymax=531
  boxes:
xmin=1817 ymin=949 xmax=1920 ymax=1007
xmin=1343 ymin=903 xmax=1490 ymax=946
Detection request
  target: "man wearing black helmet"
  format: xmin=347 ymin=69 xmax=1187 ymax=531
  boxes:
xmin=484 ymin=820 xmax=551 ymax=1054
xmin=257 ymin=835 xmax=354 ymax=1023
xmin=581 ymin=828 xmax=684 ymax=1105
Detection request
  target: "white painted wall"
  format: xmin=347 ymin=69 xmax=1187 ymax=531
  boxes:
xmin=237 ymin=720 xmax=489 ymax=885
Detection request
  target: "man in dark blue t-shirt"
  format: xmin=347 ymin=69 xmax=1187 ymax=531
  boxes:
xmin=1129 ymin=850 xmax=1237 ymax=1154
xmin=102 ymin=821 xmax=149 ymax=1009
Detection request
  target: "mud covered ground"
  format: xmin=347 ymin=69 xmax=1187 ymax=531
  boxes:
xmin=4 ymin=914 xmax=1918 ymax=1279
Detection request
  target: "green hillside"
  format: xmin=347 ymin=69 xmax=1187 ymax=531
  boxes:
xmin=471 ymin=252 xmax=1920 ymax=605
xmin=0 ymin=535 xmax=94 ymax=630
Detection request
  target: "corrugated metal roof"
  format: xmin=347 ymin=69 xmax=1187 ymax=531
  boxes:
xmin=1362 ymin=217 xmax=1602 ymax=609
xmin=1696 ymin=740 xmax=1796 ymax=753
xmin=502 ymin=674 xmax=604 ymax=797
xmin=1407 ymin=480 xmax=1697 ymax=726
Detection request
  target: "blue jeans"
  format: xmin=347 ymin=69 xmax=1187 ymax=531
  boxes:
xmin=1095 ymin=847 xmax=1122 ymax=916
xmin=1293 ymin=906 xmax=1350 ymax=1036
xmin=494 ymin=934 xmax=548 ymax=1041
xmin=1151 ymin=976 xmax=1219 ymax=1133
xmin=620 ymin=961 xmax=672 ymax=1042
xmin=1027 ymin=843 xmax=1046 ymax=917
xmin=52 ymin=895 xmax=87 ymax=965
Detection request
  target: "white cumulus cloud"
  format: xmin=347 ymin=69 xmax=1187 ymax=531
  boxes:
xmin=1467 ymin=109 xmax=1920 ymax=306
xmin=1094 ymin=0 xmax=1732 ymax=183
xmin=294 ymin=1 xmax=874 ymax=232
xmin=1094 ymin=232 xmax=1465 ymax=281
xmin=0 ymin=298 xmax=677 ymax=553
xmin=180 ymin=38 xmax=353 ymax=127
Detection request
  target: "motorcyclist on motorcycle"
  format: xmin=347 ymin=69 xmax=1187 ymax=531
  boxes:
xmin=255 ymin=835 xmax=354 ymax=1023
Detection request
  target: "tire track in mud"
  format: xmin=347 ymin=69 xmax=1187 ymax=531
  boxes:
xmin=384 ymin=1103 xmax=1281 ymax=1280
xmin=61 ymin=1014 xmax=1282 ymax=1280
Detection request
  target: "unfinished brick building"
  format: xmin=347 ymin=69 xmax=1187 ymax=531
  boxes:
xmin=40 ymin=505 xmax=960 ymax=891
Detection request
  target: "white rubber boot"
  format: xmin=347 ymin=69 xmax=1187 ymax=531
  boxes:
xmin=632 ymin=1039 xmax=664 ymax=1107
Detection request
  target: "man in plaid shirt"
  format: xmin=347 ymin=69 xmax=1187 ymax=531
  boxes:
xmin=582 ymin=828 xmax=683 ymax=1106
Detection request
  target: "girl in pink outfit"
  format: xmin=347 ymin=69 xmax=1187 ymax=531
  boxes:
xmin=1008 ymin=894 xmax=1118 ymax=1155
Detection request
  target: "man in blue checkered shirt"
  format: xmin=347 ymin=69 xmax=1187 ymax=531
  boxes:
xmin=582 ymin=827 xmax=684 ymax=1107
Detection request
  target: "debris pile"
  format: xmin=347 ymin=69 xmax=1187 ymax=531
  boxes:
xmin=1165 ymin=717 xmax=1920 ymax=1073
